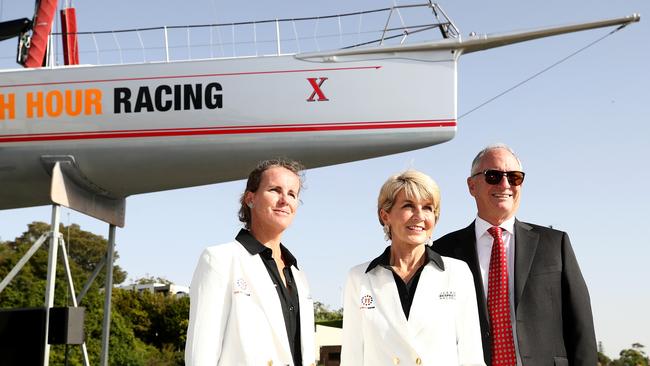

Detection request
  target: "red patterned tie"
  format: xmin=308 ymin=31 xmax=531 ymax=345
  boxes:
xmin=487 ymin=226 xmax=516 ymax=366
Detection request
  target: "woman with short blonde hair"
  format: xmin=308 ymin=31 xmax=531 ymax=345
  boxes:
xmin=341 ymin=169 xmax=485 ymax=366
xmin=376 ymin=169 xmax=441 ymax=231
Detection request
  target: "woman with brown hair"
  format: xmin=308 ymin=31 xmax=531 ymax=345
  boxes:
xmin=185 ymin=159 xmax=315 ymax=366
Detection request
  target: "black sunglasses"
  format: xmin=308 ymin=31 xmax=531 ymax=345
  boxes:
xmin=471 ymin=169 xmax=525 ymax=186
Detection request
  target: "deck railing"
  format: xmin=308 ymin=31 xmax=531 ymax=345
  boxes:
xmin=1 ymin=2 xmax=459 ymax=68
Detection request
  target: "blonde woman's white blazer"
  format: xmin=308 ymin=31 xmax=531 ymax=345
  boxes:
xmin=341 ymin=255 xmax=485 ymax=366
xmin=185 ymin=241 xmax=315 ymax=366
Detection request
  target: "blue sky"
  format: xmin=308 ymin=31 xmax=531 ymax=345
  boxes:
xmin=1 ymin=0 xmax=648 ymax=358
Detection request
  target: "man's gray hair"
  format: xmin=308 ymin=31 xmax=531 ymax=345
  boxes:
xmin=470 ymin=143 xmax=523 ymax=175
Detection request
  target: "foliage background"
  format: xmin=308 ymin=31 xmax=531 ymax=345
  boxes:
xmin=0 ymin=222 xmax=188 ymax=365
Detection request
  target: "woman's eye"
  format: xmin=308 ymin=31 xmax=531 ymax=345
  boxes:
xmin=424 ymin=206 xmax=434 ymax=212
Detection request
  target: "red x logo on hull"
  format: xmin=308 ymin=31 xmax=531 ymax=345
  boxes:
xmin=306 ymin=77 xmax=329 ymax=102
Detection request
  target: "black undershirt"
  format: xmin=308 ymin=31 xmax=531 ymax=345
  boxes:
xmin=236 ymin=229 xmax=302 ymax=366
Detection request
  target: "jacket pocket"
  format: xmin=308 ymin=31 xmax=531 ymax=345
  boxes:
xmin=531 ymin=264 xmax=562 ymax=275
xmin=553 ymin=356 xmax=569 ymax=366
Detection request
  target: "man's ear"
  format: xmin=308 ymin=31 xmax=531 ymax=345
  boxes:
xmin=467 ymin=176 xmax=477 ymax=198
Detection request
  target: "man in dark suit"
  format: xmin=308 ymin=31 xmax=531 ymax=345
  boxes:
xmin=433 ymin=144 xmax=596 ymax=366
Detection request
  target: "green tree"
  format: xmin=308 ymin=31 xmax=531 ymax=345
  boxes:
xmin=599 ymin=351 xmax=613 ymax=366
xmin=613 ymin=343 xmax=648 ymax=366
xmin=113 ymin=286 xmax=189 ymax=354
xmin=314 ymin=301 xmax=342 ymax=322
xmin=135 ymin=275 xmax=173 ymax=285
xmin=314 ymin=301 xmax=343 ymax=328
xmin=0 ymin=222 xmax=153 ymax=365
xmin=0 ymin=221 xmax=126 ymax=310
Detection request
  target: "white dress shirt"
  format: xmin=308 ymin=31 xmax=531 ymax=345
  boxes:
xmin=474 ymin=216 xmax=522 ymax=365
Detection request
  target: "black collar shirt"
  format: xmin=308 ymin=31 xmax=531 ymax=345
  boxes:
xmin=236 ymin=229 xmax=302 ymax=366
xmin=366 ymin=245 xmax=445 ymax=319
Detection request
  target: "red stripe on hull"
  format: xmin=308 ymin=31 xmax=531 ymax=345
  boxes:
xmin=0 ymin=66 xmax=381 ymax=89
xmin=0 ymin=120 xmax=456 ymax=143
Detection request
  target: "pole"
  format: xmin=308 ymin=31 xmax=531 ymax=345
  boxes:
xmin=275 ymin=19 xmax=281 ymax=55
xmin=99 ymin=224 xmax=116 ymax=366
xmin=43 ymin=204 xmax=61 ymax=366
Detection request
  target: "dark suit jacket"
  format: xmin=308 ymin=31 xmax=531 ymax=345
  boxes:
xmin=433 ymin=219 xmax=597 ymax=366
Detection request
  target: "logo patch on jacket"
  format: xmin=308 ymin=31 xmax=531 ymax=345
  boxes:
xmin=233 ymin=278 xmax=251 ymax=296
xmin=359 ymin=294 xmax=375 ymax=309
xmin=438 ymin=290 xmax=456 ymax=300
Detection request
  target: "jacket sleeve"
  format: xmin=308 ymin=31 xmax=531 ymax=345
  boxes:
xmin=560 ymin=233 xmax=597 ymax=365
xmin=340 ymin=268 xmax=363 ymax=366
xmin=185 ymin=248 xmax=231 ymax=366
xmin=455 ymin=261 xmax=487 ymax=366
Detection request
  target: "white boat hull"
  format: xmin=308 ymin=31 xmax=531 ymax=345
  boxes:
xmin=0 ymin=51 xmax=457 ymax=208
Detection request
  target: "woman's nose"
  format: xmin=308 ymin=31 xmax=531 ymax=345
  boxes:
xmin=413 ymin=207 xmax=425 ymax=220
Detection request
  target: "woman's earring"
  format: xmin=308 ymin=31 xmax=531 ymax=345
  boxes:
xmin=247 ymin=202 xmax=254 ymax=209
xmin=383 ymin=224 xmax=391 ymax=241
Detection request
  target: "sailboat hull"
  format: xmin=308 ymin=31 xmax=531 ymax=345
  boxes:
xmin=0 ymin=51 xmax=457 ymax=209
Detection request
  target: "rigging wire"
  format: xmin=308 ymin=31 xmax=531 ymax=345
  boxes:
xmin=458 ymin=24 xmax=630 ymax=120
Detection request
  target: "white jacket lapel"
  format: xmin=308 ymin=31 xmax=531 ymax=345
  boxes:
xmin=368 ymin=267 xmax=411 ymax=340
xmin=242 ymin=251 xmax=292 ymax=360
xmin=407 ymin=264 xmax=443 ymax=338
